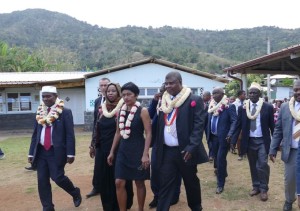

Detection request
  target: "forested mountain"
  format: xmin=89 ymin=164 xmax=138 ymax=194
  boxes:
xmin=1 ymin=9 xmax=300 ymax=73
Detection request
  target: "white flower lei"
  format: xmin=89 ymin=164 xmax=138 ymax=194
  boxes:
xmin=102 ymin=98 xmax=124 ymax=118
xmin=244 ymin=98 xmax=264 ymax=120
xmin=208 ymin=95 xmax=229 ymax=116
xmin=119 ymin=101 xmax=141 ymax=139
xmin=36 ymin=98 xmax=64 ymax=126
xmin=289 ymin=97 xmax=300 ymax=121
xmin=161 ymin=87 xmax=191 ymax=114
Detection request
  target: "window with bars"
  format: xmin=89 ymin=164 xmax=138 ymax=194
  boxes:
xmin=7 ymin=93 xmax=31 ymax=112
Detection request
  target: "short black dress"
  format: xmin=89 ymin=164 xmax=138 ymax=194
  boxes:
xmin=97 ymin=115 xmax=134 ymax=210
xmin=115 ymin=107 xmax=150 ymax=180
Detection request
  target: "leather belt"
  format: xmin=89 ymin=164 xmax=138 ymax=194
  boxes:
xmin=249 ymin=137 xmax=263 ymax=140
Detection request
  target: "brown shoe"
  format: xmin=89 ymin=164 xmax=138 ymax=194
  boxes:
xmin=260 ymin=192 xmax=268 ymax=201
xmin=249 ymin=189 xmax=260 ymax=196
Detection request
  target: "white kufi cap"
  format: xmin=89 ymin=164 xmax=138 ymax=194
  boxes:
xmin=42 ymin=86 xmax=57 ymax=93
xmin=248 ymin=82 xmax=262 ymax=91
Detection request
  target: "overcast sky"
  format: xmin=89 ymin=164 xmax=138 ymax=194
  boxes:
xmin=1 ymin=0 xmax=299 ymax=30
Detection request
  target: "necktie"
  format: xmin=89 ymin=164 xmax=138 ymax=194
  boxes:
xmin=250 ymin=103 xmax=257 ymax=132
xmin=167 ymin=96 xmax=174 ymax=120
xmin=101 ymin=96 xmax=105 ymax=105
xmin=211 ymin=116 xmax=217 ymax=134
xmin=44 ymin=107 xmax=52 ymax=150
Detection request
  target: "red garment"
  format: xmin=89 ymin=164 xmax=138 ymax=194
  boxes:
xmin=44 ymin=108 xmax=52 ymax=150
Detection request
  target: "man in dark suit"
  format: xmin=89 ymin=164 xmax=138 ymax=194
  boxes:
xmin=28 ymin=86 xmax=81 ymax=211
xmin=232 ymin=90 xmax=246 ymax=160
xmin=269 ymin=79 xmax=300 ymax=211
xmin=206 ymin=87 xmax=237 ymax=194
xmin=148 ymin=83 xmax=181 ymax=209
xmin=232 ymin=82 xmax=274 ymax=202
xmin=156 ymin=71 xmax=208 ymax=211
xmin=87 ymin=77 xmax=110 ymax=198
xmin=202 ymin=91 xmax=213 ymax=162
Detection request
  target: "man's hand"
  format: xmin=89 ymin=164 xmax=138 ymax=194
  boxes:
xmin=226 ymin=136 xmax=231 ymax=144
xmin=230 ymin=144 xmax=236 ymax=154
xmin=153 ymin=93 xmax=161 ymax=101
xmin=269 ymin=154 xmax=276 ymax=163
xmin=67 ymin=157 xmax=75 ymax=164
xmin=181 ymin=151 xmax=192 ymax=162
xmin=89 ymin=146 xmax=95 ymax=158
xmin=28 ymin=157 xmax=33 ymax=163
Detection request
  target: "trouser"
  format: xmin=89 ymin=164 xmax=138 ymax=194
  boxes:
xmin=157 ymin=145 xmax=202 ymax=211
xmin=286 ymin=148 xmax=297 ymax=203
xmin=150 ymin=146 xmax=181 ymax=201
xmin=247 ymin=137 xmax=270 ymax=192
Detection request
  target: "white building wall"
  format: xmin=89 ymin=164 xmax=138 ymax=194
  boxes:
xmin=85 ymin=63 xmax=225 ymax=111
xmin=58 ymin=88 xmax=85 ymax=124
xmin=1 ymin=87 xmax=40 ymax=114
xmin=276 ymin=87 xmax=293 ymax=100
xmin=0 ymin=87 xmax=85 ymax=125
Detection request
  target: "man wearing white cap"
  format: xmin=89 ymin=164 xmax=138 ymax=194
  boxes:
xmin=28 ymin=86 xmax=81 ymax=211
xmin=232 ymin=82 xmax=274 ymax=202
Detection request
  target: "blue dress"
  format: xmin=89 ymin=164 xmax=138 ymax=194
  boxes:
xmin=115 ymin=107 xmax=150 ymax=180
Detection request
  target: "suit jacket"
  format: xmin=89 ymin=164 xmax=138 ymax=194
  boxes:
xmin=233 ymin=102 xmax=274 ymax=155
xmin=206 ymin=104 xmax=237 ymax=145
xmin=269 ymin=102 xmax=295 ymax=163
xmin=156 ymin=93 xmax=208 ymax=167
xmin=148 ymin=99 xmax=159 ymax=147
xmin=91 ymin=96 xmax=103 ymax=147
xmin=203 ymin=100 xmax=210 ymax=136
xmin=29 ymin=107 xmax=76 ymax=166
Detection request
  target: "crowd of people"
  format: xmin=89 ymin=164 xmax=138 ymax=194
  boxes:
xmin=23 ymin=71 xmax=300 ymax=211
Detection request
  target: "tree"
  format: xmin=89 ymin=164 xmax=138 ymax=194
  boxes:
xmin=225 ymin=74 xmax=266 ymax=97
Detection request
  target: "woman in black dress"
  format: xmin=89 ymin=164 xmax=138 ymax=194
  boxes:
xmin=108 ymin=82 xmax=152 ymax=211
xmin=95 ymin=82 xmax=133 ymax=211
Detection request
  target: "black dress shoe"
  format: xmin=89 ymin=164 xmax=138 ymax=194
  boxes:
xmin=86 ymin=188 xmax=99 ymax=198
xmin=73 ymin=187 xmax=82 ymax=207
xmin=216 ymin=187 xmax=224 ymax=194
xmin=249 ymin=188 xmax=260 ymax=196
xmin=283 ymin=201 xmax=293 ymax=211
xmin=149 ymin=197 xmax=158 ymax=208
xmin=25 ymin=166 xmax=37 ymax=171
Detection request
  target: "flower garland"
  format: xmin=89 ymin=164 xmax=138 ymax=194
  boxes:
xmin=289 ymin=97 xmax=300 ymax=121
xmin=36 ymin=98 xmax=64 ymax=126
xmin=102 ymin=98 xmax=124 ymax=118
xmin=208 ymin=95 xmax=229 ymax=116
xmin=243 ymin=98 xmax=264 ymax=120
xmin=161 ymin=87 xmax=191 ymax=114
xmin=119 ymin=101 xmax=141 ymax=139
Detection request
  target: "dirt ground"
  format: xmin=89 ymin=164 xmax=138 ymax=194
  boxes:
xmin=0 ymin=129 xmax=291 ymax=211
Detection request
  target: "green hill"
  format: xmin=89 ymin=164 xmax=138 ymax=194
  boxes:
xmin=0 ymin=9 xmax=300 ymax=73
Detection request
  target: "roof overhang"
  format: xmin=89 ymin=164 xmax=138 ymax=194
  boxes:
xmin=0 ymin=72 xmax=85 ymax=89
xmin=224 ymin=44 xmax=300 ymax=75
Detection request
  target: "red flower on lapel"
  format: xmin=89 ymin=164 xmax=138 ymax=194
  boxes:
xmin=191 ymin=100 xmax=196 ymax=107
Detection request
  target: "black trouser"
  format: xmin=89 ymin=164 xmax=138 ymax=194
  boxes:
xmin=157 ymin=145 xmax=202 ymax=211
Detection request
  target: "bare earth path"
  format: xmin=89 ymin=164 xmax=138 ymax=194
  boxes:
xmin=0 ymin=129 xmax=287 ymax=211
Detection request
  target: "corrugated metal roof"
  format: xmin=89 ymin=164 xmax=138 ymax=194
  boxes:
xmin=0 ymin=72 xmax=86 ymax=83
xmin=224 ymin=44 xmax=300 ymax=74
xmin=85 ymin=57 xmax=229 ymax=83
